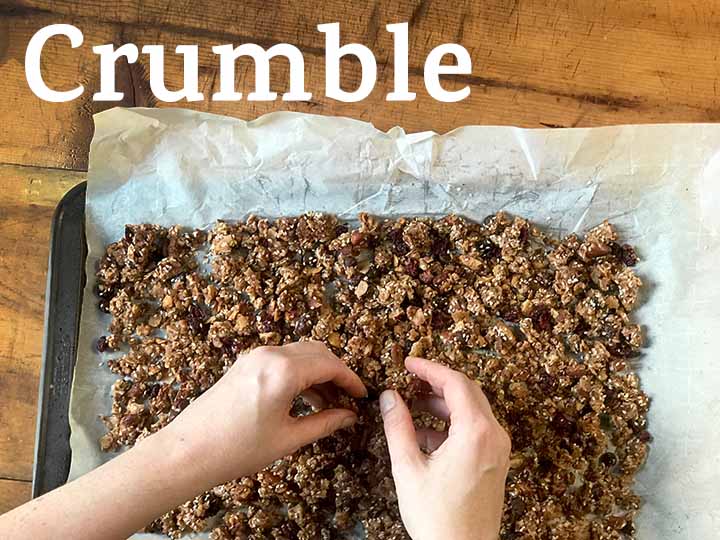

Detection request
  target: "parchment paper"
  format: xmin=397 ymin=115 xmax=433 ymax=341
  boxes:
xmin=69 ymin=107 xmax=720 ymax=539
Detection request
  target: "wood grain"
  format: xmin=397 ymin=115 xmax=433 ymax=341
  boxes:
xmin=0 ymin=478 xmax=31 ymax=515
xmin=4 ymin=1 xmax=720 ymax=170
xmin=0 ymin=165 xmax=84 ymax=484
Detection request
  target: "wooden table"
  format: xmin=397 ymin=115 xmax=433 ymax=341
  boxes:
xmin=2 ymin=0 xmax=719 ymax=514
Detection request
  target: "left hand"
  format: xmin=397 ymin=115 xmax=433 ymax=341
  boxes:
xmin=161 ymin=340 xmax=367 ymax=488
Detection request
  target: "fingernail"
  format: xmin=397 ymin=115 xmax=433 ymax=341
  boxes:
xmin=341 ymin=415 xmax=357 ymax=429
xmin=379 ymin=390 xmax=396 ymax=415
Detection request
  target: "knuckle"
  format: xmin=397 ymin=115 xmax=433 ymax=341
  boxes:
xmin=252 ymin=345 xmax=275 ymax=357
xmin=498 ymin=428 xmax=512 ymax=457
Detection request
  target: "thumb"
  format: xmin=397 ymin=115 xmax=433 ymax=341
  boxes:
xmin=380 ymin=390 xmax=424 ymax=470
xmin=291 ymin=408 xmax=357 ymax=449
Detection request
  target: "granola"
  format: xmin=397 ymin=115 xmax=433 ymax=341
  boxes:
xmin=95 ymin=212 xmax=650 ymax=539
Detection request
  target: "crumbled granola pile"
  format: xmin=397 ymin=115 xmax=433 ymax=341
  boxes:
xmin=95 ymin=212 xmax=650 ymax=540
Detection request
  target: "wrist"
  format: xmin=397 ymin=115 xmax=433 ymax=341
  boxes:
xmin=137 ymin=425 xmax=216 ymax=497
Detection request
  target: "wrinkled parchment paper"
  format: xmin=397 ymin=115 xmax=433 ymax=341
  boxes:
xmin=68 ymin=107 xmax=720 ymax=539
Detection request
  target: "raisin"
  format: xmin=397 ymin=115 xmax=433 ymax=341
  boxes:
xmin=621 ymin=243 xmax=638 ymax=266
xmin=552 ymin=412 xmax=576 ymax=435
xmin=98 ymin=299 xmax=111 ymax=313
xmin=96 ymin=336 xmax=109 ymax=352
xmin=257 ymin=310 xmax=276 ymax=333
xmin=389 ymin=228 xmax=408 ymax=255
xmin=187 ymin=303 xmax=207 ymax=335
xmin=531 ymin=306 xmax=553 ymax=332
xmin=518 ymin=224 xmax=529 ymax=245
xmin=610 ymin=241 xmax=638 ymax=266
xmin=509 ymin=498 xmax=526 ymax=518
xmin=537 ymin=457 xmax=553 ymax=475
xmin=334 ymin=224 xmax=349 ymax=237
xmin=575 ymin=318 xmax=591 ymax=334
xmin=477 ymin=239 xmax=500 ymax=259
xmin=294 ymin=313 xmax=314 ymax=336
xmin=97 ymin=284 xmax=116 ymax=300
xmin=302 ymin=251 xmax=318 ymax=266
xmin=637 ymin=430 xmax=653 ymax=443
xmin=404 ymin=258 xmax=419 ymax=278
xmin=537 ymin=373 xmax=556 ymax=393
xmin=501 ymin=306 xmax=520 ymax=323
xmin=146 ymin=384 xmax=161 ymax=399
xmin=599 ymin=452 xmax=618 ymax=467
xmin=430 ymin=231 xmax=451 ymax=261
xmin=124 ymin=225 xmax=134 ymax=242
xmin=230 ymin=338 xmax=247 ymax=356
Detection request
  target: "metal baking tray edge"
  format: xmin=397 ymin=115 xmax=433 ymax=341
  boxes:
xmin=32 ymin=182 xmax=87 ymax=497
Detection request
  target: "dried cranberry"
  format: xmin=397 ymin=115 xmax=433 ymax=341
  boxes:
xmin=531 ymin=306 xmax=553 ymax=332
xmin=339 ymin=253 xmax=356 ymax=268
xmin=404 ymin=258 xmax=420 ymax=277
xmin=419 ymin=270 xmax=434 ymax=283
xmin=96 ymin=336 xmax=109 ymax=352
xmin=389 ymin=228 xmax=408 ymax=255
xmin=599 ymin=452 xmax=618 ymax=467
xmin=350 ymin=230 xmax=365 ymax=246
xmin=477 ymin=239 xmax=500 ymax=260
xmin=431 ymin=310 xmax=452 ymax=329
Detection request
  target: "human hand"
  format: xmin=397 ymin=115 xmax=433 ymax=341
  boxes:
xmin=380 ymin=357 xmax=511 ymax=540
xmin=160 ymin=341 xmax=367 ymax=489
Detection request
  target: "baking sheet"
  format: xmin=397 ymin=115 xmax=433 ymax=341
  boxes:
xmin=69 ymin=107 xmax=720 ymax=539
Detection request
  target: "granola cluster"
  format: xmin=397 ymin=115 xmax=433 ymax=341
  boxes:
xmin=95 ymin=212 xmax=650 ymax=539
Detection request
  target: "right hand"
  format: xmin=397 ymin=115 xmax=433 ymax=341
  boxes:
xmin=380 ymin=356 xmax=511 ymax=540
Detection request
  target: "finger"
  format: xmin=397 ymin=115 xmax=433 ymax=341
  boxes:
xmin=290 ymin=408 xmax=358 ymax=449
xmin=412 ymin=395 xmax=451 ymax=422
xmin=416 ymin=428 xmax=448 ymax=453
xmin=380 ymin=390 xmax=424 ymax=470
xmin=405 ymin=356 xmax=493 ymax=422
xmin=312 ymin=382 xmax=340 ymax=404
xmin=292 ymin=343 xmax=366 ymax=398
